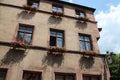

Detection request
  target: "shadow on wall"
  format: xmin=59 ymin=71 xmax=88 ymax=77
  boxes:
xmin=0 ymin=49 xmax=26 ymax=65
xmin=75 ymin=22 xmax=87 ymax=30
xmin=42 ymin=53 xmax=64 ymax=67
xmin=79 ymin=56 xmax=95 ymax=69
xmin=17 ymin=11 xmax=35 ymax=19
xmin=48 ymin=16 xmax=62 ymax=26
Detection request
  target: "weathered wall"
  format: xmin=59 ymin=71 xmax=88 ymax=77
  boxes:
xmin=0 ymin=0 xmax=104 ymax=80
xmin=0 ymin=45 xmax=104 ymax=80
xmin=0 ymin=2 xmax=100 ymax=52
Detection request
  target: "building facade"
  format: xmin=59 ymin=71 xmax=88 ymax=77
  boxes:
xmin=0 ymin=0 xmax=110 ymax=80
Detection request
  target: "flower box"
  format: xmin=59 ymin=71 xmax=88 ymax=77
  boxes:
xmin=23 ymin=4 xmax=37 ymax=12
xmin=48 ymin=46 xmax=66 ymax=55
xmin=11 ymin=41 xmax=28 ymax=49
xmin=52 ymin=11 xmax=63 ymax=16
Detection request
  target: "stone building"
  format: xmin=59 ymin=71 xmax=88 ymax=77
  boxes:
xmin=0 ymin=0 xmax=110 ymax=80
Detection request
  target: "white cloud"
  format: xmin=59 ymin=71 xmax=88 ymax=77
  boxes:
xmin=95 ymin=4 xmax=120 ymax=53
xmin=69 ymin=0 xmax=73 ymax=3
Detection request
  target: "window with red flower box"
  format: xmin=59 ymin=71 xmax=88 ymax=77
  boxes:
xmin=15 ymin=24 xmax=34 ymax=46
xmin=52 ymin=5 xmax=64 ymax=16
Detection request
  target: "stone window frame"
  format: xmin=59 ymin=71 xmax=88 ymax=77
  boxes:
xmin=55 ymin=72 xmax=76 ymax=80
xmin=22 ymin=70 xmax=42 ymax=80
xmin=14 ymin=23 xmax=34 ymax=45
xmin=52 ymin=4 xmax=64 ymax=14
xmin=82 ymin=74 xmax=102 ymax=80
xmin=26 ymin=0 xmax=40 ymax=8
xmin=79 ymin=33 xmax=93 ymax=51
xmin=75 ymin=9 xmax=86 ymax=18
xmin=49 ymin=28 xmax=65 ymax=48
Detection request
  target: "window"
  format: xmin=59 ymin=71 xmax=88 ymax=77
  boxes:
xmin=79 ymin=35 xmax=92 ymax=51
xmin=22 ymin=71 xmax=41 ymax=80
xmin=16 ymin=24 xmax=34 ymax=45
xmin=55 ymin=73 xmax=75 ymax=80
xmin=27 ymin=0 xmax=40 ymax=8
xmin=52 ymin=5 xmax=63 ymax=13
xmin=83 ymin=75 xmax=101 ymax=80
xmin=76 ymin=10 xmax=85 ymax=18
xmin=0 ymin=69 xmax=7 ymax=80
xmin=50 ymin=29 xmax=64 ymax=48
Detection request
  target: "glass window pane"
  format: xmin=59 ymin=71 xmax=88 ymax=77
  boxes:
xmin=24 ymin=33 xmax=32 ymax=44
xmin=50 ymin=31 xmax=56 ymax=36
xmin=32 ymin=2 xmax=39 ymax=8
xmin=26 ymin=27 xmax=33 ymax=33
xmin=76 ymin=10 xmax=79 ymax=15
xmin=0 ymin=69 xmax=7 ymax=80
xmin=19 ymin=26 xmax=26 ymax=32
xmin=92 ymin=77 xmax=99 ymax=80
xmin=50 ymin=36 xmax=56 ymax=46
xmin=83 ymin=75 xmax=101 ymax=80
xmin=55 ymin=75 xmax=64 ymax=80
xmin=83 ymin=76 xmax=90 ymax=80
xmin=79 ymin=36 xmax=84 ymax=40
xmin=57 ymin=38 xmax=63 ymax=48
xmin=17 ymin=32 xmax=24 ymax=42
xmin=66 ymin=76 xmax=74 ymax=80
xmin=27 ymin=0 xmax=33 ymax=5
xmin=58 ymin=7 xmax=63 ymax=13
xmin=80 ymin=12 xmax=85 ymax=18
xmin=57 ymin=32 xmax=63 ymax=37
xmin=86 ymin=42 xmax=91 ymax=51
xmin=52 ymin=6 xmax=57 ymax=12
xmin=80 ymin=41 xmax=85 ymax=51
xmin=23 ymin=71 xmax=41 ymax=80
xmin=85 ymin=37 xmax=90 ymax=41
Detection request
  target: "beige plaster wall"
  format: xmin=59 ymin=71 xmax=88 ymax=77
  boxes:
xmin=0 ymin=4 xmax=99 ymax=52
xmin=0 ymin=45 xmax=104 ymax=80
xmin=0 ymin=0 xmax=104 ymax=80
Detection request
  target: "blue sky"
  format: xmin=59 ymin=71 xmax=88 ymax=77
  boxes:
xmin=63 ymin=0 xmax=120 ymax=53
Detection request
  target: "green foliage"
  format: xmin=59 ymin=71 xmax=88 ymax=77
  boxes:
xmin=108 ymin=54 xmax=120 ymax=80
